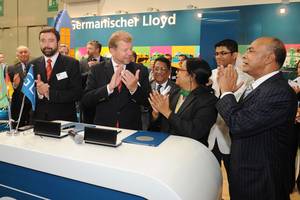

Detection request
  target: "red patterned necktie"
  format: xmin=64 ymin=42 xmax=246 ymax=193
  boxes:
xmin=117 ymin=65 xmax=123 ymax=93
xmin=118 ymin=82 xmax=122 ymax=93
xmin=116 ymin=65 xmax=123 ymax=127
xmin=46 ymin=59 xmax=52 ymax=81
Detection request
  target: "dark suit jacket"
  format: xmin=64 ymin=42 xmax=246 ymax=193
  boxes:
xmin=81 ymin=60 xmax=150 ymax=130
xmin=150 ymin=86 xmax=217 ymax=146
xmin=7 ymin=63 xmax=32 ymax=125
xmin=30 ymin=54 xmax=82 ymax=122
xmin=150 ymin=79 xmax=176 ymax=93
xmin=216 ymin=72 xmax=297 ymax=200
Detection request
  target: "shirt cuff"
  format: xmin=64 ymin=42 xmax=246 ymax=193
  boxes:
xmin=129 ymin=82 xmax=141 ymax=95
xmin=37 ymin=91 xmax=44 ymax=99
xmin=107 ymin=84 xmax=113 ymax=95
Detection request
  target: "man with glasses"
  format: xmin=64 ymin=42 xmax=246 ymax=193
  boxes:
xmin=148 ymin=56 xmax=176 ymax=131
xmin=208 ymin=39 xmax=252 ymax=195
xmin=151 ymin=56 xmax=175 ymax=94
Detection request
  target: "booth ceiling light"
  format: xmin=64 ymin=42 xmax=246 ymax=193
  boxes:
xmin=278 ymin=0 xmax=289 ymax=16
xmin=187 ymin=4 xmax=198 ymax=9
xmin=280 ymin=8 xmax=286 ymax=14
xmin=147 ymin=7 xmax=160 ymax=12
xmin=115 ymin=10 xmax=128 ymax=14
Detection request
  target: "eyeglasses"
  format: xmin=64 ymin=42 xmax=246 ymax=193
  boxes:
xmin=215 ymin=51 xmax=233 ymax=56
xmin=153 ymin=67 xmax=169 ymax=73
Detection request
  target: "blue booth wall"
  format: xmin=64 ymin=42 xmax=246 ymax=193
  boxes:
xmin=48 ymin=2 xmax=300 ymax=68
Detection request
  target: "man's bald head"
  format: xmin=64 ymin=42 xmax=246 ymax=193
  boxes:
xmin=16 ymin=45 xmax=30 ymax=64
xmin=254 ymin=37 xmax=286 ymax=68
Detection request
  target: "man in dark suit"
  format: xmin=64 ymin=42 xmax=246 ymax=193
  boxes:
xmin=80 ymin=40 xmax=105 ymax=76
xmin=150 ymin=56 xmax=176 ymax=93
xmin=79 ymin=40 xmax=105 ymax=123
xmin=216 ymin=37 xmax=297 ymax=200
xmin=8 ymin=46 xmax=32 ymax=126
xmin=82 ymin=31 xmax=150 ymax=130
xmin=30 ymin=28 xmax=82 ymax=122
xmin=149 ymin=56 xmax=176 ymax=131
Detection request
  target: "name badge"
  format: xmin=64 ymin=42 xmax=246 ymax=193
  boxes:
xmin=56 ymin=71 xmax=68 ymax=80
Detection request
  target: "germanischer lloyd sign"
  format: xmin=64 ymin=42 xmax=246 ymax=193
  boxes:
xmin=70 ymin=10 xmax=201 ymax=47
xmin=72 ymin=13 xmax=176 ymax=30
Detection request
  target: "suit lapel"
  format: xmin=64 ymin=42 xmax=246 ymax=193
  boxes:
xmin=50 ymin=54 xmax=65 ymax=82
xmin=170 ymin=88 xmax=181 ymax=111
xmin=238 ymin=87 xmax=259 ymax=103
xmin=150 ymin=80 xmax=156 ymax=91
xmin=239 ymin=72 xmax=282 ymax=103
xmin=176 ymin=92 xmax=196 ymax=115
xmin=36 ymin=57 xmax=47 ymax=83
xmin=104 ymin=60 xmax=114 ymax=85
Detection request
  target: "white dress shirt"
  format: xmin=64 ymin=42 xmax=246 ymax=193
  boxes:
xmin=208 ymin=56 xmax=253 ymax=154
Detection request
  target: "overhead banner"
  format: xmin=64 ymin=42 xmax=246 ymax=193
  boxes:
xmin=70 ymin=10 xmax=202 ymax=47
xmin=48 ymin=3 xmax=300 ymax=68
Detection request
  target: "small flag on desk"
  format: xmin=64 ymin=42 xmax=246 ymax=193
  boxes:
xmin=5 ymin=71 xmax=14 ymax=99
xmin=21 ymin=65 xmax=36 ymax=111
xmin=0 ymin=66 xmax=9 ymax=108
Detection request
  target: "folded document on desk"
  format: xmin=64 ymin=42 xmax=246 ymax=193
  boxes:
xmin=122 ymin=131 xmax=169 ymax=147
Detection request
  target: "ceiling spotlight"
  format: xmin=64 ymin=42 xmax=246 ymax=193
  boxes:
xmin=279 ymin=7 xmax=286 ymax=14
xmin=147 ymin=7 xmax=153 ymax=12
xmin=115 ymin=10 xmax=128 ymax=14
xmin=187 ymin=4 xmax=197 ymax=9
xmin=147 ymin=7 xmax=159 ymax=12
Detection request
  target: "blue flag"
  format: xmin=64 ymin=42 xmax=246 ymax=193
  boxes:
xmin=22 ymin=65 xmax=36 ymax=111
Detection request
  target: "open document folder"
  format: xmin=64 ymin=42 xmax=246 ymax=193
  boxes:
xmin=122 ymin=131 xmax=169 ymax=147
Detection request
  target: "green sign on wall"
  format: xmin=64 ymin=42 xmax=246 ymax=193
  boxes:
xmin=0 ymin=0 xmax=4 ymax=16
xmin=48 ymin=0 xmax=58 ymax=12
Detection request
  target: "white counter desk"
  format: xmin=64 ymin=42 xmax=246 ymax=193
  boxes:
xmin=0 ymin=126 xmax=222 ymax=200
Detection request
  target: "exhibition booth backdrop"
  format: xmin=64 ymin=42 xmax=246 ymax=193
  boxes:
xmin=49 ymin=2 xmax=300 ymax=69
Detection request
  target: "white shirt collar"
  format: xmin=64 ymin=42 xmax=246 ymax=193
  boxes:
xmin=252 ymin=71 xmax=279 ymax=90
xmin=95 ymin=56 xmax=101 ymax=62
xmin=44 ymin=52 xmax=59 ymax=69
xmin=155 ymin=80 xmax=168 ymax=89
xmin=111 ymin=57 xmax=126 ymax=72
xmin=21 ymin=62 xmax=26 ymax=72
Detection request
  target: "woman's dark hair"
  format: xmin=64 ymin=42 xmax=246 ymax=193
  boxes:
xmin=186 ymin=58 xmax=211 ymax=85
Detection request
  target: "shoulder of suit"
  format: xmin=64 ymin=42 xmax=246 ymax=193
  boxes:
xmin=91 ymin=59 xmax=109 ymax=71
xmin=31 ymin=56 xmax=43 ymax=62
xmin=167 ymin=80 xmax=176 ymax=87
xmin=194 ymin=86 xmax=217 ymax=98
xmin=59 ymin=54 xmax=78 ymax=62
xmin=28 ymin=56 xmax=44 ymax=67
